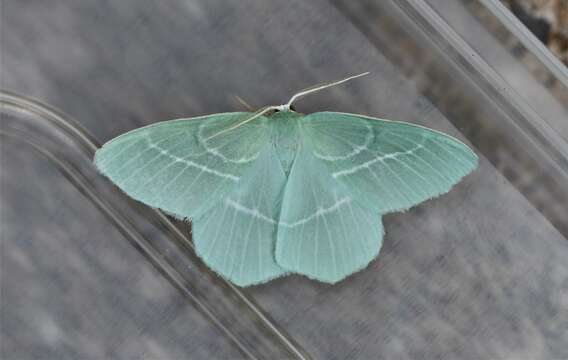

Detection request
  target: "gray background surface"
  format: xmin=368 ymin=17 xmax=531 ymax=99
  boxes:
xmin=2 ymin=1 xmax=567 ymax=359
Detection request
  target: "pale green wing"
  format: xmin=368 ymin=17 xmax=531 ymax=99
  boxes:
xmin=300 ymin=112 xmax=478 ymax=213
xmin=193 ymin=145 xmax=288 ymax=286
xmin=275 ymin=144 xmax=384 ymax=283
xmin=94 ymin=112 xmax=269 ymax=219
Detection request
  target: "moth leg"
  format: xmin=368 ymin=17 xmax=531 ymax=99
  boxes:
xmin=233 ymin=95 xmax=256 ymax=112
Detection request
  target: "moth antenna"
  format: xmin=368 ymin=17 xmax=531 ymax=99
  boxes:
xmin=234 ymin=95 xmax=256 ymax=111
xmin=205 ymin=106 xmax=277 ymax=140
xmin=209 ymin=73 xmax=369 ymax=139
xmin=283 ymin=72 xmax=370 ymax=110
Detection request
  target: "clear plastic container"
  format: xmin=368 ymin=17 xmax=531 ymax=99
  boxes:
xmin=2 ymin=0 xmax=567 ymax=358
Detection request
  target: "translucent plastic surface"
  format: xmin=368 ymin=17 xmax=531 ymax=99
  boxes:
xmin=2 ymin=0 xmax=567 ymax=358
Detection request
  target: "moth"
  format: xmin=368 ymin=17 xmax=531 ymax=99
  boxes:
xmin=94 ymin=73 xmax=477 ymax=286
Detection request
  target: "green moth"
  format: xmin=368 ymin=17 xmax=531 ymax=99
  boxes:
xmin=94 ymin=73 xmax=477 ymax=286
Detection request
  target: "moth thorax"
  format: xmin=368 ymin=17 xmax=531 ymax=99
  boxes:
xmin=271 ymin=113 xmax=300 ymax=176
xmin=275 ymin=142 xmax=298 ymax=175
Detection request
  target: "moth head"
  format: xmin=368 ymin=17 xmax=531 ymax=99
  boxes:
xmin=269 ymin=104 xmax=297 ymax=115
